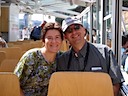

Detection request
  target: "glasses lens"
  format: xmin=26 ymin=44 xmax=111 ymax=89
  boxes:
xmin=65 ymin=28 xmax=72 ymax=33
xmin=74 ymin=24 xmax=80 ymax=30
xmin=65 ymin=24 xmax=81 ymax=34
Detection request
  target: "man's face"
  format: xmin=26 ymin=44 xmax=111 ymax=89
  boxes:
xmin=64 ymin=24 xmax=86 ymax=45
xmin=125 ymin=41 xmax=128 ymax=49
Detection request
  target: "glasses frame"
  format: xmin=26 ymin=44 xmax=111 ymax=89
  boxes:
xmin=65 ymin=24 xmax=81 ymax=34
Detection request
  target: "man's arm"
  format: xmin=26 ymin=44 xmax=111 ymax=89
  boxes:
xmin=108 ymin=49 xmax=123 ymax=96
xmin=105 ymin=47 xmax=124 ymax=96
xmin=113 ymin=83 xmax=121 ymax=96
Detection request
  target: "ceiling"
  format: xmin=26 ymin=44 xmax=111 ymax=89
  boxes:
xmin=1 ymin=0 xmax=96 ymax=18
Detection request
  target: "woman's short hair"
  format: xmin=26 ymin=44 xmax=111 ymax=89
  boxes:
xmin=42 ymin=22 xmax=64 ymax=42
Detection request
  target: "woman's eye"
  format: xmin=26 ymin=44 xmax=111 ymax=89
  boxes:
xmin=47 ymin=37 xmax=52 ymax=40
xmin=56 ymin=36 xmax=61 ymax=39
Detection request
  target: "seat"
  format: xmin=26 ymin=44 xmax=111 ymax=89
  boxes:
xmin=0 ymin=47 xmax=22 ymax=60
xmin=48 ymin=72 xmax=114 ymax=96
xmin=0 ymin=72 xmax=20 ymax=96
xmin=0 ymin=51 xmax=6 ymax=65
xmin=30 ymin=42 xmax=43 ymax=48
xmin=11 ymin=41 xmax=24 ymax=45
xmin=7 ymin=42 xmax=14 ymax=47
xmin=0 ymin=59 xmax=19 ymax=72
xmin=60 ymin=40 xmax=69 ymax=51
xmin=13 ymin=43 xmax=32 ymax=51
xmin=22 ymin=43 xmax=33 ymax=51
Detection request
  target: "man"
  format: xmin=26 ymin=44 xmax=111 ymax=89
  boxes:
xmin=121 ymin=34 xmax=128 ymax=68
xmin=57 ymin=17 xmax=124 ymax=96
xmin=121 ymin=34 xmax=128 ymax=56
xmin=30 ymin=21 xmax=47 ymax=41
xmin=22 ymin=27 xmax=29 ymax=40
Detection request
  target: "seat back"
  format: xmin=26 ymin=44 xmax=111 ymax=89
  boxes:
xmin=0 ymin=72 xmax=20 ymax=96
xmin=0 ymin=47 xmax=22 ymax=60
xmin=0 ymin=51 xmax=6 ymax=65
xmin=13 ymin=44 xmax=32 ymax=51
xmin=48 ymin=72 xmax=114 ymax=96
xmin=0 ymin=59 xmax=19 ymax=72
xmin=30 ymin=42 xmax=43 ymax=48
xmin=60 ymin=40 xmax=69 ymax=51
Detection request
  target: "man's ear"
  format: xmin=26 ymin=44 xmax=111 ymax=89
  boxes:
xmin=84 ymin=28 xmax=88 ymax=36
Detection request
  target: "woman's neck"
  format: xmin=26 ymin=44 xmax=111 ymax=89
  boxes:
xmin=41 ymin=47 xmax=56 ymax=63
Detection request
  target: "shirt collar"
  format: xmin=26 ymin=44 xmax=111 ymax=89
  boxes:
xmin=71 ymin=42 xmax=88 ymax=58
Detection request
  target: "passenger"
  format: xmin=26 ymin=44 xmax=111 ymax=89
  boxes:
xmin=57 ymin=17 xmax=124 ymax=96
xmin=121 ymin=34 xmax=128 ymax=56
xmin=121 ymin=34 xmax=128 ymax=68
xmin=124 ymin=49 xmax=128 ymax=73
xmin=30 ymin=21 xmax=47 ymax=41
xmin=92 ymin=28 xmax=97 ymax=43
xmin=0 ymin=32 xmax=8 ymax=48
xmin=41 ymin=20 xmax=47 ymax=29
xmin=30 ymin=26 xmax=36 ymax=40
xmin=22 ymin=27 xmax=30 ymax=40
xmin=14 ymin=22 xmax=63 ymax=96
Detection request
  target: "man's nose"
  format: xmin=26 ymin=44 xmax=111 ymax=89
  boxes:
xmin=71 ymin=29 xmax=77 ymax=34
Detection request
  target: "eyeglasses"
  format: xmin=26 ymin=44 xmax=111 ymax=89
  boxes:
xmin=45 ymin=36 xmax=62 ymax=41
xmin=65 ymin=24 xmax=81 ymax=34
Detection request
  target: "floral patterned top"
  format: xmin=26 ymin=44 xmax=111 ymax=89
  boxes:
xmin=14 ymin=48 xmax=61 ymax=96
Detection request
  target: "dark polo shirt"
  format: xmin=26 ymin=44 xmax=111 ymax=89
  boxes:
xmin=57 ymin=42 xmax=124 ymax=85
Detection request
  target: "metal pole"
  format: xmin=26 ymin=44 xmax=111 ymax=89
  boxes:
xmin=112 ymin=0 xmax=122 ymax=64
xmin=96 ymin=0 xmax=100 ymax=43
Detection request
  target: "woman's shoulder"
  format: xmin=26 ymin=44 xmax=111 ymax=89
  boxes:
xmin=21 ymin=48 xmax=41 ymax=59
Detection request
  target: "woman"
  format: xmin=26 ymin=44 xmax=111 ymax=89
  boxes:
xmin=14 ymin=22 xmax=63 ymax=96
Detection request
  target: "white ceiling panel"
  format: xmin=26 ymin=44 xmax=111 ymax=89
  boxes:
xmin=1 ymin=0 xmax=96 ymax=18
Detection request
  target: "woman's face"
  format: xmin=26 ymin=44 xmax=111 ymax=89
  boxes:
xmin=44 ymin=29 xmax=62 ymax=53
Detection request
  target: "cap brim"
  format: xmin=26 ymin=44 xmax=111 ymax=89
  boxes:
xmin=63 ymin=22 xmax=83 ymax=33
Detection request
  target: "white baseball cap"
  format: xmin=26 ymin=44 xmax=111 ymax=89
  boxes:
xmin=62 ymin=17 xmax=83 ymax=32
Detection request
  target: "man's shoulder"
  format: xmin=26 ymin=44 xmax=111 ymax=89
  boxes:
xmin=59 ymin=50 xmax=71 ymax=57
xmin=90 ymin=43 xmax=111 ymax=58
xmin=92 ymin=43 xmax=109 ymax=48
xmin=91 ymin=43 xmax=111 ymax=51
xmin=57 ymin=50 xmax=72 ymax=63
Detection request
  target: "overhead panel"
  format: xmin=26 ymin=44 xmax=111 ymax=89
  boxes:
xmin=1 ymin=0 xmax=96 ymax=18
